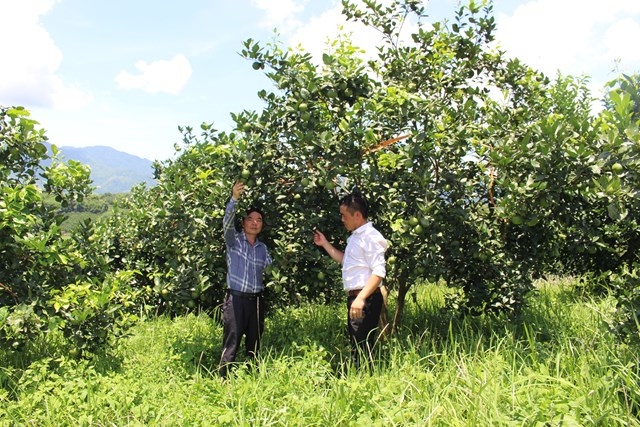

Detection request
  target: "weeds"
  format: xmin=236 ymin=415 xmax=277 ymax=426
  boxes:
xmin=1 ymin=277 xmax=639 ymax=426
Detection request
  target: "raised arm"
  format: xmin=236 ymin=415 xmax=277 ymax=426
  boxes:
xmin=223 ymin=181 xmax=245 ymax=245
xmin=313 ymin=230 xmax=344 ymax=264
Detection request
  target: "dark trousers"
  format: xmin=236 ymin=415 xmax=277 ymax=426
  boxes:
xmin=347 ymin=290 xmax=383 ymax=369
xmin=219 ymin=292 xmax=264 ymax=377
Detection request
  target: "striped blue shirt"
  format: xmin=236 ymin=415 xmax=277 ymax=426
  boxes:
xmin=223 ymin=198 xmax=272 ymax=293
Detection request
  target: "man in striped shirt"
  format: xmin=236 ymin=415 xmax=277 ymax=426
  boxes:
xmin=219 ymin=181 xmax=272 ymax=378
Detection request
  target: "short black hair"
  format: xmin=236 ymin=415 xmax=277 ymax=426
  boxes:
xmin=245 ymin=207 xmax=264 ymax=220
xmin=238 ymin=207 xmax=266 ymax=232
xmin=339 ymin=193 xmax=368 ymax=218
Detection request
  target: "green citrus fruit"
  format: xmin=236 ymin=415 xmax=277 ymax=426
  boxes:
xmin=612 ymin=163 xmax=623 ymax=174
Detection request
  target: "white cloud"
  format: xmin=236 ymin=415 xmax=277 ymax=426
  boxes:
xmin=0 ymin=0 xmax=92 ymax=110
xmin=289 ymin=6 xmax=360 ymax=55
xmin=495 ymin=1 xmax=592 ymax=76
xmin=494 ymin=0 xmax=640 ymax=81
xmin=115 ymin=54 xmax=193 ymax=95
xmin=250 ymin=0 xmax=305 ymax=33
xmin=288 ymin=3 xmax=420 ymax=63
xmin=249 ymin=0 xmax=416 ymax=59
xmin=603 ymin=18 xmax=640 ymax=63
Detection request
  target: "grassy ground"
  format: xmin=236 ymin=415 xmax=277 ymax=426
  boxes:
xmin=1 ymin=277 xmax=639 ymax=426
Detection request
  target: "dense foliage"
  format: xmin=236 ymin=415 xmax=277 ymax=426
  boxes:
xmin=88 ymin=0 xmax=639 ymax=326
xmin=43 ymin=192 xmax=123 ymax=232
xmin=1 ymin=0 xmax=639 ymax=354
xmin=0 ymin=107 xmax=143 ymax=355
xmin=1 ymin=107 xmax=89 ymax=345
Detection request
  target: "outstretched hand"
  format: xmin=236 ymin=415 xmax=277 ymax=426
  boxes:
xmin=312 ymin=230 xmax=327 ymax=247
xmin=313 ymin=229 xmax=344 ymax=264
xmin=232 ymin=181 xmax=245 ymax=200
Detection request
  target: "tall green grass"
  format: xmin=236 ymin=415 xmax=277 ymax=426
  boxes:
xmin=1 ymin=277 xmax=639 ymax=426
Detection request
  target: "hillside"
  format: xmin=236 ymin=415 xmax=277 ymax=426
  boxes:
xmin=45 ymin=144 xmax=157 ymax=194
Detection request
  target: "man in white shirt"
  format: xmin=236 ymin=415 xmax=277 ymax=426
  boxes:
xmin=313 ymin=193 xmax=388 ymax=368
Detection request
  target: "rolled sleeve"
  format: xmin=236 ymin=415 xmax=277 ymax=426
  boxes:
xmin=369 ymin=238 xmax=387 ymax=278
xmin=342 ymin=222 xmax=388 ymax=290
xmin=223 ymin=198 xmax=237 ymax=246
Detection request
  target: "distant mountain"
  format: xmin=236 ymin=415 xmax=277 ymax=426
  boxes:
xmin=44 ymin=144 xmax=157 ymax=194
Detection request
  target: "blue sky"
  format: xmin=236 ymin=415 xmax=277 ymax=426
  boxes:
xmin=1 ymin=0 xmax=639 ymax=161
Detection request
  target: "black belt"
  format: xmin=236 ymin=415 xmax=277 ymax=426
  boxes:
xmin=348 ymin=287 xmax=381 ymax=297
xmin=228 ymin=289 xmax=263 ymax=299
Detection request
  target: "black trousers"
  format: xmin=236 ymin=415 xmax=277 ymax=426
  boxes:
xmin=347 ymin=290 xmax=383 ymax=369
xmin=219 ymin=292 xmax=264 ymax=377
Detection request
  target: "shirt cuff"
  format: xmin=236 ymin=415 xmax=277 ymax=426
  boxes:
xmin=372 ymin=267 xmax=386 ymax=278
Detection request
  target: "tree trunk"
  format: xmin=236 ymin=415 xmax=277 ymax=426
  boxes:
xmin=391 ymin=270 xmax=410 ymax=335
xmin=377 ymin=285 xmax=390 ymax=340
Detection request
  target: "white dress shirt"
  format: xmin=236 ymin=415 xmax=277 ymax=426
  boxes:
xmin=342 ymin=222 xmax=388 ymax=291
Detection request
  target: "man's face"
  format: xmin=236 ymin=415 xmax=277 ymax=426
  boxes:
xmin=340 ymin=205 xmax=358 ymax=231
xmin=243 ymin=211 xmax=263 ymax=236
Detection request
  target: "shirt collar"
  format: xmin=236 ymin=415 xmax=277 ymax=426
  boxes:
xmin=352 ymin=221 xmax=371 ymax=235
xmin=241 ymin=231 xmax=261 ymax=246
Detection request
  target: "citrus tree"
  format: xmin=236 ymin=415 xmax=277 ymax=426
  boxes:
xmin=70 ymin=124 xmax=249 ymax=316
xmin=77 ymin=0 xmax=639 ymax=336
xmin=121 ymin=0 xmax=550 ymax=323
xmin=233 ymin=0 xmax=565 ymax=325
xmin=229 ymin=0 xmax=639 ymax=327
xmin=0 ymin=107 xmax=91 ymax=349
xmin=1 ymin=106 xmax=148 ymax=356
xmin=583 ymin=73 xmax=640 ymax=339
